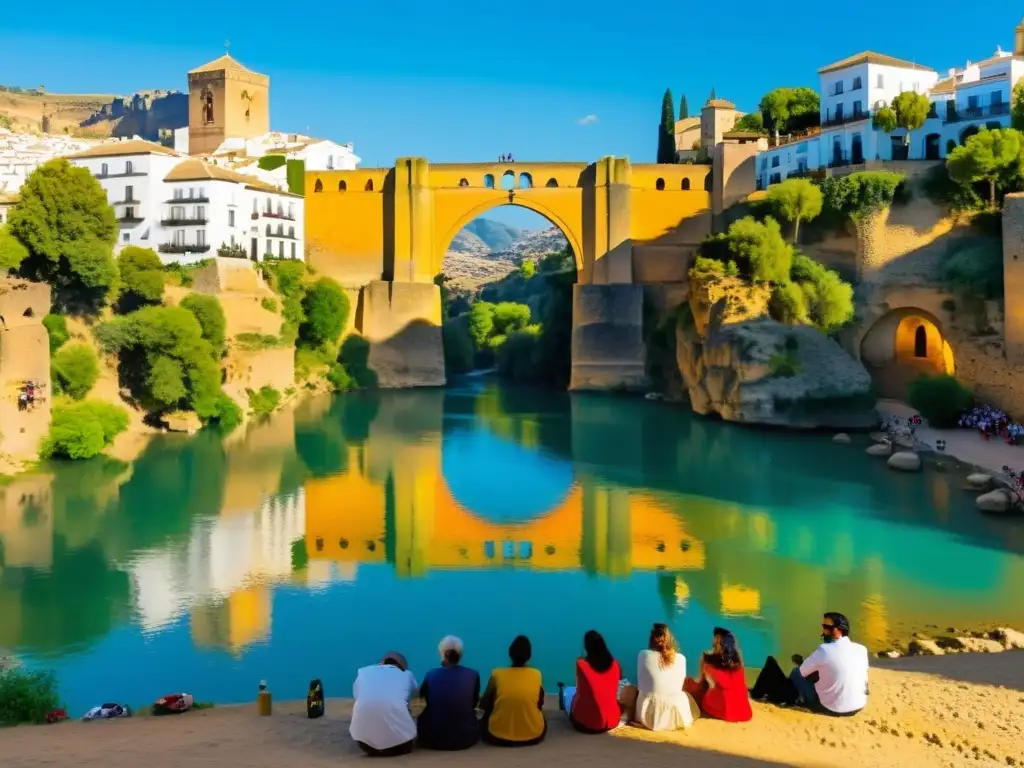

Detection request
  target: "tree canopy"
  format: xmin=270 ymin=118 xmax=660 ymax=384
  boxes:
xmin=872 ymin=91 xmax=931 ymax=145
xmin=946 ymin=127 xmax=1024 ymax=208
xmin=7 ymin=158 xmax=118 ymax=311
xmin=766 ymin=178 xmax=823 ymax=243
xmin=733 ymin=112 xmax=766 ymax=134
xmin=679 ymin=94 xmax=689 ymax=120
xmin=116 ymin=246 xmax=164 ymax=312
xmin=758 ymin=87 xmax=820 ymax=137
xmin=657 ymin=88 xmax=677 ymax=164
xmin=0 ymin=225 xmax=29 ymax=273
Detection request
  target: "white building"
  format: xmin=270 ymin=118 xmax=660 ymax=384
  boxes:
xmin=757 ymin=19 xmax=1024 ymax=188
xmin=0 ymin=128 xmax=98 ymax=197
xmin=68 ymin=138 xmax=304 ymax=264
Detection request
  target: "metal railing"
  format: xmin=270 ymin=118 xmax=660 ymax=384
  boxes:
xmin=821 ymin=110 xmax=871 ymax=129
xmin=944 ymin=102 xmax=1010 ymax=124
xmin=158 ymin=243 xmax=211 ymax=255
xmin=160 ymin=218 xmax=208 ymax=226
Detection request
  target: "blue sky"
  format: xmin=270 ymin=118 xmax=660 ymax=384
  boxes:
xmin=1 ymin=2 xmax=1020 ymax=228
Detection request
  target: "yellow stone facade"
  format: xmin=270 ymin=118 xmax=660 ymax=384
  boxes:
xmin=187 ymin=54 xmax=270 ymax=156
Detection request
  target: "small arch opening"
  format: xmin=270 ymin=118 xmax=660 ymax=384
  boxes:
xmin=314 ymin=179 xmax=323 ymax=193
xmin=22 ymin=307 xmax=34 ymax=318
xmin=499 ymin=170 xmax=516 ymax=191
xmin=914 ymin=325 xmax=928 ymax=358
xmin=483 ymin=173 xmax=495 ymax=188
xmin=339 ymin=538 xmax=349 ymax=549
xmin=704 ymin=172 xmax=714 ymax=192
xmin=518 ymin=172 xmax=533 ymax=189
xmin=545 ymin=177 xmax=558 ymax=188
xmin=655 ymin=178 xmax=666 ymax=191
xmin=338 ymin=180 xmax=347 ymax=192
xmin=458 ymin=178 xmax=469 ymax=187
xmin=681 ymin=178 xmax=691 ymax=190
xmin=946 ymin=139 xmax=957 ymax=154
xmin=365 ymin=179 xmax=374 ymax=192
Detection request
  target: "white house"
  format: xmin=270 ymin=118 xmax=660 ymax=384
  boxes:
xmin=0 ymin=127 xmax=98 ymax=196
xmin=68 ymin=138 xmax=304 ymax=264
xmin=757 ymin=18 xmax=1024 ymax=188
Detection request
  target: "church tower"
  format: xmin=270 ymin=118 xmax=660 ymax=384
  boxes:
xmin=187 ymin=53 xmax=270 ymax=156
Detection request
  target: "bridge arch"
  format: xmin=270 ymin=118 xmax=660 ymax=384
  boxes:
xmin=436 ymin=198 xmax=584 ymax=276
xmin=859 ymin=306 xmax=955 ymax=399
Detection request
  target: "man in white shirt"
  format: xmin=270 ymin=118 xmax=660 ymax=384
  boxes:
xmin=350 ymin=651 xmax=419 ymax=756
xmin=791 ymin=612 xmax=869 ymax=716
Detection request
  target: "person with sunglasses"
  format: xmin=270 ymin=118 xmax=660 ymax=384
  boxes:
xmin=750 ymin=612 xmax=869 ymax=717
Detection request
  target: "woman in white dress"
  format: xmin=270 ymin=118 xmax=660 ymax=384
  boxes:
xmin=621 ymin=623 xmax=698 ymax=731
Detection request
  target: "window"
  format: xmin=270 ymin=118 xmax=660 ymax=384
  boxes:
xmin=927 ymin=102 xmax=938 ymax=119
xmin=265 ymin=224 xmax=271 ymax=235
xmin=835 ymin=103 xmax=844 ymax=120
xmin=681 ymin=178 xmax=691 ymax=190
xmin=655 ymin=177 xmax=665 ymax=190
xmin=277 ymin=224 xmax=284 ymax=236
xmin=288 ymin=203 xmax=295 ymax=218
xmin=197 ymin=230 xmax=206 ymax=246
xmin=546 ymin=178 xmax=558 ymax=188
xmin=326 ymin=155 xmax=334 ymax=170
xmin=125 ymin=160 xmax=133 ymax=174
xmin=100 ymin=163 xmax=108 ymax=176
xmin=228 ymin=210 xmax=235 ymax=227
xmin=278 ymin=241 xmax=284 ymax=258
xmin=338 ymin=180 xmax=347 ymax=192
xmin=196 ymin=206 xmax=205 ymax=221
xmin=252 ymin=198 xmax=258 ymax=213
xmin=189 ymin=187 xmax=194 ymax=199
xmin=771 ymin=156 xmax=780 ymax=167
xmin=124 ymin=206 xmax=135 ymax=220
xmin=365 ymin=179 xmax=374 ymax=191
xmin=173 ymin=230 xmax=184 ymax=245
xmin=853 ymin=100 xmax=863 ymax=117
xmin=125 ymin=185 xmax=134 ymax=201
xmin=876 ymin=74 xmax=884 ymax=88
xmin=175 ymin=188 xmax=184 ymax=200
xmin=122 ymin=232 xmax=130 ymax=243
xmin=852 ymin=76 xmax=862 ymax=90
xmin=288 ymin=226 xmax=295 ymax=237
xmin=314 ymin=179 xmax=323 ymax=193
xmin=291 ymin=242 xmax=296 ymax=259
xmin=198 ymin=187 xmax=205 ymax=199
xmin=833 ymin=81 xmax=844 ymax=95
xmin=265 ymin=198 xmax=272 ymax=213
xmin=914 ymin=325 xmax=927 ymax=358
xmin=968 ymin=95 xmax=980 ymax=111
xmin=992 ymin=91 xmax=1004 ymax=105
xmin=458 ymin=178 xmax=469 ymax=187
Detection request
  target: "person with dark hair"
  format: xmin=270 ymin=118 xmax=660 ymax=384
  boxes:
xmin=620 ymin=623 xmax=696 ymax=731
xmin=350 ymin=651 xmax=418 ymax=756
xmin=559 ymin=630 xmax=623 ymax=733
xmin=479 ymin=635 xmax=546 ymax=746
xmin=417 ymin=636 xmax=481 ymax=751
xmin=683 ymin=627 xmax=752 ymax=722
xmin=750 ymin=612 xmax=869 ymax=717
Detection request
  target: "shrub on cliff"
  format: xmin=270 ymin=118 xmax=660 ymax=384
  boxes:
xmin=300 ymin=277 xmax=350 ymax=348
xmin=939 ymin=242 xmax=1004 ymax=300
xmin=789 ymin=253 xmax=854 ymax=334
xmin=180 ymin=293 xmax=227 ymax=357
xmin=0 ymin=225 xmax=28 ymax=273
xmin=0 ymin=668 xmax=61 ymax=725
xmin=96 ymin=305 xmax=230 ymax=424
xmin=818 ymin=171 xmax=905 ymax=223
xmin=766 ymin=178 xmax=823 ymax=243
xmin=247 ymin=385 xmax=281 ymax=417
xmin=116 ymin=246 xmax=164 ymax=312
xmin=263 ymin=259 xmax=309 ymax=344
xmin=492 ymin=302 xmax=531 ymax=335
xmin=52 ymin=342 xmax=100 ymax=400
xmin=496 ymin=324 xmax=543 ymax=381
xmin=908 ymin=374 xmax=973 ymax=428
xmin=40 ymin=400 xmax=129 ymax=460
xmin=42 ymin=313 xmax=69 ymax=353
xmin=712 ymin=216 xmax=793 ymax=284
xmin=7 ymin=158 xmax=118 ymax=312
xmin=947 ymin=127 xmax=1024 ymax=209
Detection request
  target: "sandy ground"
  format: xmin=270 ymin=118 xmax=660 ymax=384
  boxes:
xmin=878 ymin=399 xmax=1024 ymax=477
xmin=3 ymin=653 xmax=1023 ymax=768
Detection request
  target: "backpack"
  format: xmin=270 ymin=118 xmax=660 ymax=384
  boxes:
xmin=306 ymin=679 xmax=325 ymax=719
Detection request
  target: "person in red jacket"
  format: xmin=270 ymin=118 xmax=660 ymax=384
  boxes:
xmin=684 ymin=627 xmax=753 ymax=723
xmin=562 ymin=630 xmax=623 ymax=733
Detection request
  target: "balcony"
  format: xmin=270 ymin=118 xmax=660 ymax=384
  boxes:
xmin=97 ymin=171 xmax=147 ymax=179
xmin=110 ymin=198 xmax=142 ymax=206
xmin=158 ymin=243 xmax=211 ymax=255
xmin=263 ymin=210 xmax=296 ymax=221
xmin=944 ymin=102 xmax=1010 ymax=124
xmin=821 ymin=111 xmax=871 ymax=129
xmin=160 ymin=217 xmax=208 ymax=226
xmin=164 ymin=196 xmax=210 ymax=204
xmin=117 ymin=216 xmax=144 ymax=225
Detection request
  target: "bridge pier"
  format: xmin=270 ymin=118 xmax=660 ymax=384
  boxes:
xmin=569 ymin=284 xmax=647 ymax=391
xmin=361 ymin=280 xmax=445 ymax=389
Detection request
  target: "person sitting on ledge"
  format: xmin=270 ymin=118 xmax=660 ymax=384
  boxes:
xmin=683 ymin=627 xmax=752 ymax=723
xmin=349 ymin=651 xmax=419 ymax=757
xmin=750 ymin=611 xmax=869 ymax=717
xmin=480 ymin=635 xmax=546 ymax=747
xmin=416 ymin=635 xmax=481 ymax=751
xmin=559 ymin=630 xmax=623 ymax=734
xmin=620 ymin=623 xmax=697 ymax=731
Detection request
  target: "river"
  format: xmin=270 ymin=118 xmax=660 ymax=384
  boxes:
xmin=2 ymin=379 xmax=1023 ymax=713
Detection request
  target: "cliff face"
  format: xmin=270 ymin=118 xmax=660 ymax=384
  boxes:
xmin=81 ymin=90 xmax=187 ymax=141
xmin=675 ymin=275 xmax=876 ymax=429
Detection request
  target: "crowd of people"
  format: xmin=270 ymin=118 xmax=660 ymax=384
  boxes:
xmin=347 ymin=612 xmax=870 ymax=756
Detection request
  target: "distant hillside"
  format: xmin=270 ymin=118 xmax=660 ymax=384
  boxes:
xmin=444 ymin=218 xmax=568 ymax=288
xmin=0 ymin=85 xmax=187 ymax=140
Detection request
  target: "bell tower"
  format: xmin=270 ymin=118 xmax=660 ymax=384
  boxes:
xmin=187 ymin=52 xmax=270 ymax=156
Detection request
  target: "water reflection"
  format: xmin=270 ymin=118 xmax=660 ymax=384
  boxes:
xmin=1 ymin=380 xmax=1023 ymax=712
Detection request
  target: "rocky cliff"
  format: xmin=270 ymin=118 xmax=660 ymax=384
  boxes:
xmin=444 ymin=220 xmax=568 ymax=288
xmin=675 ymin=274 xmax=877 ymax=429
xmin=80 ymin=90 xmax=187 ymax=141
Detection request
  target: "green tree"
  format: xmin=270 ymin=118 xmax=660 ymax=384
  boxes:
xmin=766 ymin=178 xmax=823 ymax=243
xmin=721 ymin=216 xmax=794 ymax=284
xmin=946 ymin=127 xmax=1024 ymax=208
xmin=908 ymin=374 xmax=973 ymax=428
xmin=0 ymin=225 xmax=28 ymax=273
xmin=758 ymin=87 xmax=820 ymax=139
xmin=7 ymin=158 xmax=118 ymax=311
xmin=52 ymin=342 xmax=100 ymax=400
xmin=180 ymin=293 xmax=227 ymax=357
xmin=519 ymin=259 xmax=536 ymax=279
xmin=467 ymin=301 xmax=496 ymax=349
xmin=733 ymin=112 xmax=765 ymax=134
xmin=116 ymin=245 xmax=164 ymax=312
xmin=496 ymin=325 xmax=542 ymax=381
xmin=789 ymin=253 xmax=854 ymax=333
xmin=442 ymin=314 xmax=475 ymax=376
xmin=1013 ymin=80 xmax=1024 ymax=131
xmin=872 ymin=91 xmax=931 ymax=147
xmin=492 ymin=302 xmax=531 ymax=334
xmin=40 ymin=400 xmax=129 ymax=460
xmin=657 ymin=88 xmax=677 ymax=164
xmin=42 ymin=313 xmax=69 ymax=353
xmin=679 ymin=94 xmax=689 ymax=120
xmin=299 ymin=277 xmax=350 ymax=347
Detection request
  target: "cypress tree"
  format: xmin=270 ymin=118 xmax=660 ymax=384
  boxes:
xmin=679 ymin=94 xmax=689 ymax=120
xmin=657 ymin=89 xmax=676 ymax=164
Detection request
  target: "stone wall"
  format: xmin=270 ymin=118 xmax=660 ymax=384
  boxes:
xmin=360 ymin=280 xmax=445 ymax=388
xmin=1002 ymin=194 xmax=1024 ymax=365
xmin=0 ymin=278 xmax=51 ymax=466
xmin=570 ymin=284 xmax=647 ymax=391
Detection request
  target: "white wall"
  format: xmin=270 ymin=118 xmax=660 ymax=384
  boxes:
xmin=303 ymin=140 xmax=361 ymax=171
xmin=249 ymin=188 xmax=304 ymax=261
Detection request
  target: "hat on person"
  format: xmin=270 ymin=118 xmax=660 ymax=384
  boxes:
xmin=381 ymin=651 xmax=408 ymax=671
xmin=438 ymin=635 xmax=464 ymax=660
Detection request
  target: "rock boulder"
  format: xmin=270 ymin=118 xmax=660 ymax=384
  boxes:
xmin=888 ymin=452 xmax=922 ymax=472
xmin=866 ymin=442 xmax=892 ymax=457
xmin=965 ymin=473 xmax=993 ymax=490
xmin=976 ymin=489 xmax=1014 ymax=514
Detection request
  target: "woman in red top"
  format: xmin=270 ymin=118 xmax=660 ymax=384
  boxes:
xmin=683 ymin=627 xmax=752 ymax=723
xmin=566 ymin=630 xmax=622 ymax=733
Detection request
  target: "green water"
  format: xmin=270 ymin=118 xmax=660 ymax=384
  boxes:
xmin=2 ymin=379 xmax=1022 ymax=714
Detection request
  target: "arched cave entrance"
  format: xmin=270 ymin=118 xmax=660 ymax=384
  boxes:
xmin=859 ymin=308 xmax=955 ymax=400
